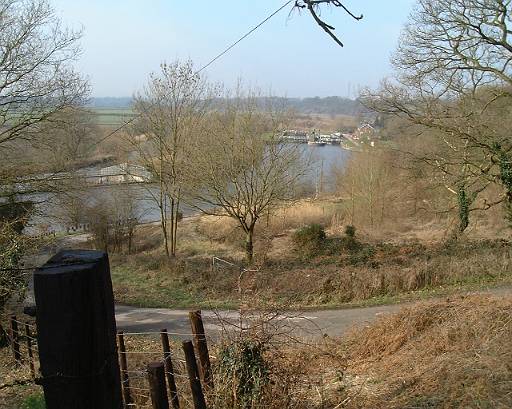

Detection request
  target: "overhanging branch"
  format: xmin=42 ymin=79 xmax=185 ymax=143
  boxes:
xmin=294 ymin=0 xmax=363 ymax=47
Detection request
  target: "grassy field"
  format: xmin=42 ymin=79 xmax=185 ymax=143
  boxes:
xmin=91 ymin=107 xmax=136 ymax=126
xmin=90 ymin=108 xmax=358 ymax=130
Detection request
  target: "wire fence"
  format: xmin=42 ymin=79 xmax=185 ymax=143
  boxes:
xmin=3 ymin=311 xmax=213 ymax=408
xmin=3 ymin=304 xmax=320 ymax=408
xmin=116 ymin=324 xmax=210 ymax=408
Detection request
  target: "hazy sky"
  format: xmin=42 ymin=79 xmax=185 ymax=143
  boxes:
xmin=52 ymin=0 xmax=416 ymax=98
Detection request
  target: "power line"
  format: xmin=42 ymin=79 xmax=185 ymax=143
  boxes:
xmin=92 ymin=0 xmax=293 ymax=148
xmin=196 ymin=0 xmax=293 ymax=74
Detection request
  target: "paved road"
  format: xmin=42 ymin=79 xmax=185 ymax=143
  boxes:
xmin=115 ymin=287 xmax=512 ymax=339
xmin=115 ymin=303 xmax=404 ymax=339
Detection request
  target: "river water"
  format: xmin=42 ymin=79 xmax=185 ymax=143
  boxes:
xmin=25 ymin=145 xmax=350 ymax=233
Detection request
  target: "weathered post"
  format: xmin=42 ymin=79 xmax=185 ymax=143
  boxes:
xmin=117 ymin=331 xmax=133 ymax=407
xmin=188 ymin=311 xmax=212 ymax=388
xmin=9 ymin=315 xmax=22 ymax=364
xmin=34 ymin=250 xmax=122 ymax=409
xmin=25 ymin=322 xmax=35 ymax=378
xmin=147 ymin=361 xmax=170 ymax=409
xmin=160 ymin=329 xmax=180 ymax=409
xmin=182 ymin=341 xmax=207 ymax=409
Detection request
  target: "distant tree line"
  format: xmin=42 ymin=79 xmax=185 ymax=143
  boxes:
xmin=89 ymin=96 xmax=365 ymax=116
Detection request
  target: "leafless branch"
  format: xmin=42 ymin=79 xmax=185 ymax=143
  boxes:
xmin=294 ymin=0 xmax=363 ymax=47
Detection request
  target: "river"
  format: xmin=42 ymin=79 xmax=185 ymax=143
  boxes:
xmin=25 ymin=145 xmax=350 ymax=234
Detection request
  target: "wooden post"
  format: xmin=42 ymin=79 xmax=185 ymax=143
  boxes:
xmin=147 ymin=361 xmax=169 ymax=409
xmin=117 ymin=331 xmax=132 ymax=407
xmin=182 ymin=341 xmax=207 ymax=409
xmin=188 ymin=311 xmax=213 ymax=388
xmin=25 ymin=323 xmax=35 ymax=378
xmin=160 ymin=329 xmax=180 ymax=409
xmin=34 ymin=250 xmax=122 ymax=409
xmin=10 ymin=315 xmax=22 ymax=364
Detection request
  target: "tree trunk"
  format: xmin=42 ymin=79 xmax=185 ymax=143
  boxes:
xmin=162 ymin=220 xmax=170 ymax=258
xmin=169 ymin=197 xmax=175 ymax=257
xmin=159 ymin=153 xmax=170 ymax=258
xmin=245 ymin=228 xmax=254 ymax=263
xmin=127 ymin=226 xmax=133 ymax=255
xmin=172 ymin=195 xmax=180 ymax=255
xmin=160 ymin=199 xmax=170 ymax=259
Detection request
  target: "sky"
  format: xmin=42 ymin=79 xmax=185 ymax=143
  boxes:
xmin=51 ymin=0 xmax=416 ymax=98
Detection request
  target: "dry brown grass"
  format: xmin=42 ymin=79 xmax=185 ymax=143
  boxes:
xmin=332 ymin=294 xmax=512 ymax=408
xmin=112 ymin=216 xmax=512 ymax=309
xmin=267 ymin=199 xmax=344 ymax=234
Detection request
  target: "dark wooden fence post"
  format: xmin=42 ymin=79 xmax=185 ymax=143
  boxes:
xmin=25 ymin=322 xmax=35 ymax=378
xmin=34 ymin=250 xmax=122 ymax=409
xmin=188 ymin=311 xmax=213 ymax=388
xmin=160 ymin=329 xmax=180 ymax=409
xmin=147 ymin=361 xmax=169 ymax=409
xmin=9 ymin=315 xmax=22 ymax=364
xmin=182 ymin=340 xmax=207 ymax=409
xmin=117 ymin=331 xmax=132 ymax=407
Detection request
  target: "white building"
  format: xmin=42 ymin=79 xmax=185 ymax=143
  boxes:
xmin=97 ymin=163 xmax=152 ymax=185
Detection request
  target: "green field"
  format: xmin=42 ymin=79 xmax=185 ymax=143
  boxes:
xmin=91 ymin=107 xmax=136 ymax=126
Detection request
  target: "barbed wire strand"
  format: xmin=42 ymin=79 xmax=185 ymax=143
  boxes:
xmin=121 ymin=331 xmax=205 ymax=337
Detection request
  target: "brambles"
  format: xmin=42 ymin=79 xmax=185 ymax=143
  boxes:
xmin=348 ymin=245 xmax=375 ymax=266
xmin=344 ymin=225 xmax=356 ymax=238
xmin=340 ymin=225 xmax=361 ymax=253
xmin=292 ymin=224 xmax=326 ymax=258
xmin=216 ymin=341 xmax=269 ymax=409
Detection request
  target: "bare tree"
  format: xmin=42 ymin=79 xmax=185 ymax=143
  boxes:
xmin=186 ymin=91 xmax=305 ymax=263
xmin=0 ymin=0 xmax=88 ymax=150
xmin=0 ymin=0 xmax=88 ymax=329
xmin=0 ymin=201 xmax=40 ymax=343
xmin=335 ymin=147 xmax=395 ymax=229
xmin=83 ymin=187 xmax=142 ymax=254
xmin=362 ymin=0 xmax=512 ymax=231
xmin=35 ymin=108 xmax=99 ymax=171
xmin=0 ymin=0 xmax=89 ymax=201
xmin=130 ymin=60 xmax=214 ymax=258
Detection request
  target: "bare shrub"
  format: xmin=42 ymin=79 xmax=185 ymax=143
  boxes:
xmin=84 ymin=188 xmax=142 ymax=254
